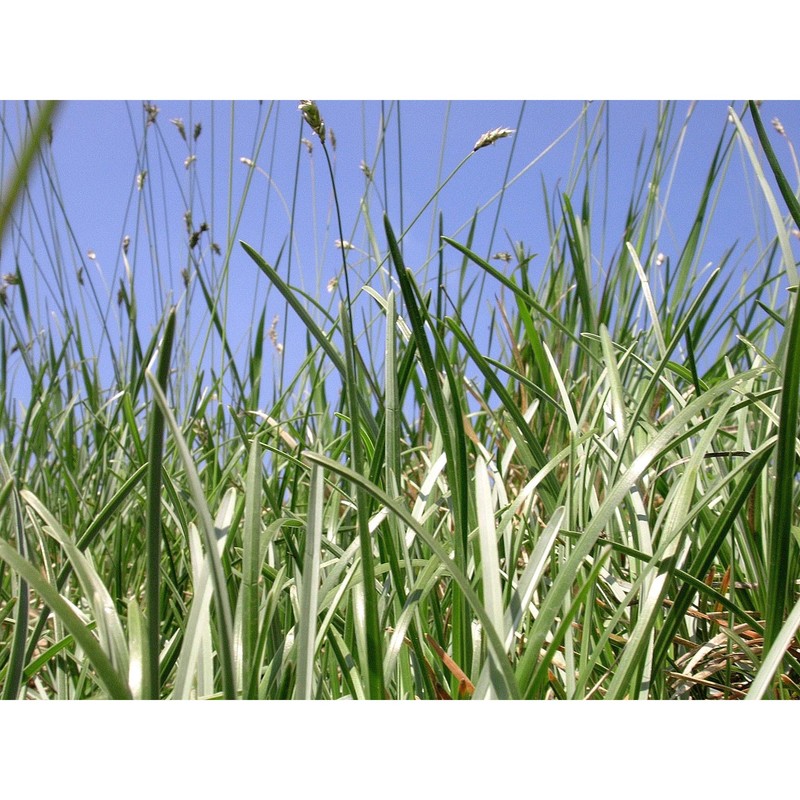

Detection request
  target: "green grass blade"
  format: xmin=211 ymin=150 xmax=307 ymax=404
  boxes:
xmin=144 ymin=306 xmax=176 ymax=699
xmin=0 ymin=101 xmax=59 ymax=246
xmin=385 ymin=213 xmax=474 ymax=680
xmin=728 ymin=107 xmax=798 ymax=288
xmin=241 ymin=436 xmax=263 ymax=698
xmin=302 ymin=449 xmax=520 ymax=699
xmin=145 ymin=360 xmax=237 ymax=700
xmin=0 ymin=455 xmax=28 ymax=700
xmin=295 ymin=460 xmax=324 ymax=699
xmin=0 ymin=539 xmax=131 ymax=699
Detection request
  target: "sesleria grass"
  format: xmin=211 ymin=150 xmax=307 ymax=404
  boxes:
xmin=0 ymin=100 xmax=798 ymax=699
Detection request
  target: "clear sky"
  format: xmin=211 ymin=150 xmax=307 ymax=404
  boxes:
xmin=4 ymin=98 xmax=800 ymax=405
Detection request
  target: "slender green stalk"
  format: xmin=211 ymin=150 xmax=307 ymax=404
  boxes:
xmin=143 ymin=307 xmax=176 ymax=699
xmin=0 ymin=100 xmax=59 ymax=247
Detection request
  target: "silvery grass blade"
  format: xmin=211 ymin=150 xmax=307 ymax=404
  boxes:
xmin=608 ymin=263 xmax=722 ymax=484
xmin=627 ymin=243 xmax=667 ymax=360
xmin=302 ymin=450 xmax=520 ymax=699
xmin=126 ymin=597 xmax=148 ymax=700
xmin=144 ymin=306 xmax=176 ymax=699
xmin=514 ymin=367 xmax=767 ymax=697
xmin=20 ymin=463 xmax=146 ymax=680
xmin=530 ymin=546 xmax=615 ymax=699
xmin=171 ymin=489 xmax=236 ymax=699
xmin=252 ymin=563 xmax=290 ymax=699
xmin=295 ymin=459 xmax=324 ymax=699
xmin=746 ymin=591 xmax=800 ymax=700
xmin=0 ymin=539 xmax=131 ymax=698
xmin=21 ymin=489 xmax=130 ymax=683
xmin=379 ymin=290 xmax=435 ymax=696
xmin=652 ymin=442 xmax=773 ymax=672
xmin=729 ymin=106 xmax=798 ymax=288
xmin=502 ymin=507 xmax=565 ymax=653
xmin=146 ymin=366 xmax=237 ymax=699
xmin=338 ymin=299 xmax=385 ymax=701
xmin=473 ymin=454 xmax=506 ymax=699
xmin=605 ymin=391 xmax=740 ymax=699
xmin=473 ymin=507 xmax=566 ymax=700
xmin=0 ymin=453 xmax=28 ymax=700
xmin=382 ymin=556 xmax=446 ymax=695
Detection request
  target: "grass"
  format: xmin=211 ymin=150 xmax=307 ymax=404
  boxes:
xmin=0 ymin=99 xmax=799 ymax=699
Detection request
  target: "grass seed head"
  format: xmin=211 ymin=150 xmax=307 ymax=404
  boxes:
xmin=170 ymin=118 xmax=187 ymax=141
xmin=473 ymin=126 xmax=515 ymax=152
xmin=143 ymin=103 xmax=159 ymax=125
xmin=299 ymin=100 xmax=326 ymax=144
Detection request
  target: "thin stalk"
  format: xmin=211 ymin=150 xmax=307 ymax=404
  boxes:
xmin=144 ymin=306 xmax=176 ymax=699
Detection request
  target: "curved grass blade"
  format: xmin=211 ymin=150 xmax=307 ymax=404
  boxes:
xmin=515 ymin=367 xmax=766 ymax=696
xmin=746 ymin=591 xmax=800 ymax=700
xmin=241 ymin=240 xmax=378 ymax=439
xmin=729 ymin=106 xmax=798 ymax=288
xmin=21 ymin=489 xmax=131 ymax=682
xmin=446 ymin=318 xmax=561 ymax=510
xmin=302 ymin=450 xmax=520 ymax=699
xmin=146 ymin=361 xmax=237 ymax=700
xmin=0 ymin=539 xmax=131 ymax=699
xmin=652 ymin=443 xmax=773 ymax=672
xmin=605 ymin=392 xmax=740 ymax=699
xmin=0 ymin=101 xmax=59 ymax=246
xmin=0 ymin=456 xmax=28 ymax=700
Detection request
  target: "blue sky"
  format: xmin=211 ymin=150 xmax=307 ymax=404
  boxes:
xmin=3 ymin=98 xmax=798 ymax=408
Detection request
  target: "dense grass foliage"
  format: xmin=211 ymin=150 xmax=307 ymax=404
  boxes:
xmin=1 ymin=100 xmax=799 ymax=699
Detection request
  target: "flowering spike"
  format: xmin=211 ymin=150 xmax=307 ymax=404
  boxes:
xmin=170 ymin=118 xmax=187 ymax=141
xmin=298 ymin=100 xmax=326 ymax=144
xmin=472 ymin=126 xmax=515 ymax=152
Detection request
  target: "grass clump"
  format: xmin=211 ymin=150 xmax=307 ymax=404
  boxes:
xmin=0 ymin=99 xmax=799 ymax=699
